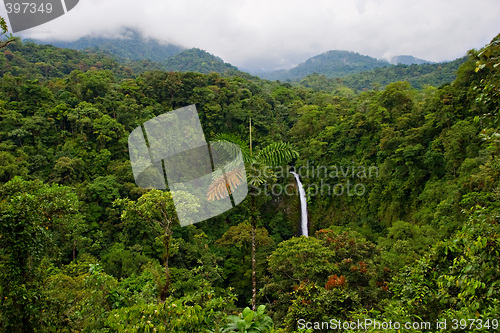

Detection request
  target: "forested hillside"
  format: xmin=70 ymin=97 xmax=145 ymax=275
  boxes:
xmin=0 ymin=39 xmax=169 ymax=80
xmin=300 ymin=56 xmax=467 ymax=92
xmin=162 ymin=48 xmax=251 ymax=78
xmin=260 ymin=50 xmax=390 ymax=81
xmin=1 ymin=22 xmax=499 ymax=333
xmin=30 ymin=28 xmax=185 ymax=63
xmin=32 ymin=32 xmax=252 ymax=79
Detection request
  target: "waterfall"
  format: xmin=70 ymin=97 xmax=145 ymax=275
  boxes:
xmin=290 ymin=171 xmax=308 ymax=237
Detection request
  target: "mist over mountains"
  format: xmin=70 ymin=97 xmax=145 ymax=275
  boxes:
xmin=389 ymin=55 xmax=434 ymax=65
xmin=29 ymin=29 xmax=250 ymax=78
xmin=29 ymin=28 xmax=460 ymax=86
xmin=31 ymin=28 xmax=185 ymax=63
xmin=259 ymin=50 xmax=391 ymax=81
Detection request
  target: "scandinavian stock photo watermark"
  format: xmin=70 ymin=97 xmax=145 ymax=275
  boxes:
xmin=129 ymin=105 xmax=248 ymax=226
xmin=249 ymin=161 xmax=379 ymax=198
xmin=127 ymin=105 xmax=378 ymax=225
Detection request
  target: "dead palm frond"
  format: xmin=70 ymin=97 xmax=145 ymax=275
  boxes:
xmin=206 ymin=167 xmax=246 ymax=201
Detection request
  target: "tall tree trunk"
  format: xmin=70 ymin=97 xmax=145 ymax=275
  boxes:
xmin=249 ymin=117 xmax=252 ymax=155
xmin=160 ymin=229 xmax=171 ymax=301
xmin=249 ymin=116 xmax=257 ymax=310
xmin=251 ymin=217 xmax=256 ymax=310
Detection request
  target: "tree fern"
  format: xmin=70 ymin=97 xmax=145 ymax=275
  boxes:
xmin=212 ymin=133 xmax=253 ymax=164
xmin=255 ymin=141 xmax=299 ymax=167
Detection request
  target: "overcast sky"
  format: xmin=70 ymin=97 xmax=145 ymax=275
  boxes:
xmin=2 ymin=0 xmax=500 ymax=72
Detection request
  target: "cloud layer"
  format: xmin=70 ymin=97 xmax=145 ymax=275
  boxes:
xmin=3 ymin=0 xmax=500 ymax=72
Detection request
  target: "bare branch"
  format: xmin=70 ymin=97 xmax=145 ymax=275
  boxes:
xmin=0 ymin=39 xmax=14 ymax=49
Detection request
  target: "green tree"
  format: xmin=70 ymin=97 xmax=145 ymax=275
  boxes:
xmin=0 ymin=150 xmax=28 ymax=182
xmin=104 ymin=287 xmax=236 ymax=332
xmin=378 ymin=220 xmax=439 ymax=270
xmin=474 ymin=33 xmax=500 ymax=121
xmin=389 ymin=206 xmax=500 ymax=323
xmin=0 ymin=15 xmax=14 ymax=49
xmin=78 ymin=70 xmax=115 ymax=102
xmin=43 ymin=257 xmax=119 ymax=332
xmin=114 ymin=189 xmax=199 ymax=300
xmin=222 ymin=305 xmax=274 ymax=333
xmin=216 ymin=221 xmax=275 ymax=304
xmin=92 ymin=114 xmax=126 ymax=149
xmin=210 ymin=132 xmax=298 ymax=309
xmin=262 ymin=236 xmax=337 ymax=323
xmin=0 ymin=177 xmax=81 ymax=332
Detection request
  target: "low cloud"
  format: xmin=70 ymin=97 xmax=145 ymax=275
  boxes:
xmin=4 ymin=0 xmax=499 ymax=72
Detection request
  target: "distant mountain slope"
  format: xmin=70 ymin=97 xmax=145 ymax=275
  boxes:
xmin=299 ymin=56 xmax=467 ymax=91
xmin=160 ymin=48 xmax=256 ymax=79
xmin=28 ymin=28 xmax=185 ymax=63
xmin=390 ymin=55 xmax=434 ymax=65
xmin=1 ymin=39 xmax=258 ymax=83
xmin=260 ymin=50 xmax=390 ymax=81
xmin=162 ymin=48 xmax=246 ymax=76
xmin=0 ymin=39 xmax=138 ymax=80
xmin=28 ymin=31 xmax=254 ymax=78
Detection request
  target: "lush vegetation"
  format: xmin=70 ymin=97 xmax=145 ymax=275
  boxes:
xmin=300 ymin=57 xmax=467 ymax=92
xmin=0 ymin=39 xmax=146 ymax=80
xmin=1 ymin=17 xmax=499 ymax=332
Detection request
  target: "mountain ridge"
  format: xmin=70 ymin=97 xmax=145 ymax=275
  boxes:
xmin=26 ymin=30 xmax=253 ymax=78
xmin=24 ymin=29 xmax=451 ymax=85
xmin=162 ymin=47 xmax=249 ymax=77
xmin=299 ymin=56 xmax=467 ymax=92
xmin=27 ymin=28 xmax=185 ymax=63
xmin=389 ymin=55 xmax=434 ymax=65
xmin=259 ymin=50 xmax=391 ymax=81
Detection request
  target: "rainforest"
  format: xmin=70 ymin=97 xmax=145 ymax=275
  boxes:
xmin=0 ymin=15 xmax=500 ymax=332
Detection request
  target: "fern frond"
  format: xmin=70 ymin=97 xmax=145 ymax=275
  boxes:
xmin=256 ymin=142 xmax=299 ymax=167
xmin=211 ymin=133 xmax=253 ymax=164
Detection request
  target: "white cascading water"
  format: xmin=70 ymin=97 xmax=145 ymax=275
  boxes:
xmin=290 ymin=171 xmax=308 ymax=237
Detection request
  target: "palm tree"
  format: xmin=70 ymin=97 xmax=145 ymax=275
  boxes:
xmin=207 ymin=131 xmax=299 ymax=310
